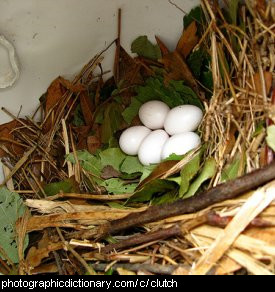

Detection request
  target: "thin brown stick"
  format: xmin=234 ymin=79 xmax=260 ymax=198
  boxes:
xmin=101 ymin=215 xmax=207 ymax=254
xmin=75 ymin=160 xmax=275 ymax=240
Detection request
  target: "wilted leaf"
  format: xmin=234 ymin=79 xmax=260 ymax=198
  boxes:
xmin=128 ymin=179 xmax=176 ymax=203
xmin=131 ymin=36 xmax=161 ymax=60
xmin=179 ymin=152 xmax=201 ymax=197
xmin=101 ymin=166 xmax=121 ymax=180
xmin=176 ymin=21 xmax=199 ymax=58
xmin=183 ymin=158 xmax=216 ymax=199
xmin=99 ymin=148 xmax=126 ymax=171
xmin=0 ymin=187 xmax=28 ymax=263
xmin=100 ymin=178 xmax=137 ymax=195
xmin=43 ymin=178 xmax=79 ymax=197
xmin=266 ymin=125 xmax=275 ymax=152
xmin=120 ymin=156 xmax=144 ymax=174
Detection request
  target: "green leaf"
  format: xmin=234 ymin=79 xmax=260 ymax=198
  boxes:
xmin=184 ymin=6 xmax=203 ymax=29
xmin=105 ymin=268 xmax=115 ymax=275
xmin=0 ymin=187 xmax=29 ymax=264
xmin=120 ymin=156 xmax=144 ymax=174
xmin=128 ymin=179 xmax=176 ymax=203
xmin=66 ymin=150 xmax=102 ymax=178
xmin=43 ymin=179 xmax=78 ymax=197
xmin=179 ymin=152 xmax=201 ymax=198
xmin=221 ymin=156 xmax=241 ymax=182
xmin=122 ymin=77 xmax=203 ymax=124
xmin=122 ymin=98 xmax=142 ymax=125
xmin=253 ymin=121 xmax=265 ymax=138
xmin=99 ymin=148 xmax=126 ymax=171
xmin=152 ymin=190 xmax=178 ymax=205
xmin=183 ymin=158 xmax=216 ymax=199
xmin=101 ymin=103 xmax=124 ymax=143
xmin=131 ymin=36 xmax=161 ymax=60
xmin=187 ymin=49 xmax=206 ymax=79
xmin=100 ymin=178 xmax=137 ymax=195
xmin=267 ymin=125 xmax=275 ymax=152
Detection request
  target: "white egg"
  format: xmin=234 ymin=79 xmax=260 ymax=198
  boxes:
xmin=139 ymin=100 xmax=170 ymax=130
xmin=164 ymin=105 xmax=203 ymax=135
xmin=119 ymin=126 xmax=151 ymax=156
xmin=161 ymin=132 xmax=201 ymax=160
xmin=138 ymin=130 xmax=169 ymax=166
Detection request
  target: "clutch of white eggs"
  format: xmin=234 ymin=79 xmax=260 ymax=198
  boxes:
xmin=119 ymin=100 xmax=203 ymax=166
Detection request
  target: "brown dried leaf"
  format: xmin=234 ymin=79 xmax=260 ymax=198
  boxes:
xmin=176 ymin=21 xmax=199 ymax=58
xmin=45 ymin=77 xmax=67 ymax=114
xmin=138 ymin=160 xmax=179 ymax=190
xmin=87 ymin=135 xmax=101 ymax=154
xmin=101 ymin=165 xmax=121 ymax=180
xmin=80 ymin=92 xmax=94 ymax=125
xmin=253 ymin=72 xmax=273 ymax=96
xmin=155 ymin=36 xmax=170 ymax=56
xmin=224 ymin=125 xmax=237 ymax=155
xmin=117 ymin=47 xmax=144 ymax=88
xmin=160 ymin=51 xmax=200 ymax=96
xmin=26 ymin=232 xmax=64 ymax=268
xmin=59 ymin=78 xmax=86 ymax=93
xmin=256 ymin=0 xmax=267 ymax=17
xmin=0 ymin=120 xmax=24 ymax=158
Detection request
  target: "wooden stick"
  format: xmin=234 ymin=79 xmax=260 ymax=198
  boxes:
xmin=75 ymin=160 xmax=275 ymax=240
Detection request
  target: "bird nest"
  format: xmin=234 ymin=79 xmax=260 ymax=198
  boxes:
xmin=0 ymin=0 xmax=274 ymax=275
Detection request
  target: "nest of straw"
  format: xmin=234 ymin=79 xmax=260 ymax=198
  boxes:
xmin=0 ymin=0 xmax=274 ymax=275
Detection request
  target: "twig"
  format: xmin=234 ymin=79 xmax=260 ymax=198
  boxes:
xmin=55 ymin=227 xmax=96 ymax=275
xmin=90 ymin=262 xmax=182 ymax=275
xmin=101 ymin=215 xmax=207 ymax=254
xmin=46 ymin=193 xmax=133 ymax=201
xmin=75 ymin=160 xmax=275 ymax=240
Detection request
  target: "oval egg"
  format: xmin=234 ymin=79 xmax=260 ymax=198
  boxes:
xmin=164 ymin=105 xmax=203 ymax=135
xmin=161 ymin=132 xmax=201 ymax=160
xmin=119 ymin=126 xmax=151 ymax=156
xmin=138 ymin=130 xmax=169 ymax=166
xmin=139 ymin=100 xmax=170 ymax=130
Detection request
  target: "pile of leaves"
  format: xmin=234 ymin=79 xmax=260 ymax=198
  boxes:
xmin=0 ymin=0 xmax=274 ymax=275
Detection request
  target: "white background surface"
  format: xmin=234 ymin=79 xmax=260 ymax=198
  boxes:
xmin=0 ymin=0 xmax=199 ymax=182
